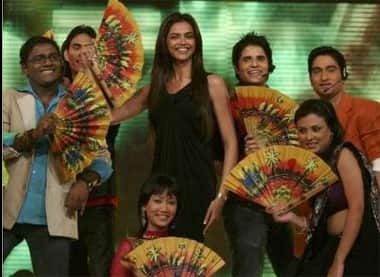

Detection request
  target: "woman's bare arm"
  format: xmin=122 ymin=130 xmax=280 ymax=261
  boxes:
xmin=111 ymin=85 xmax=150 ymax=125
xmin=203 ymin=74 xmax=238 ymax=233
xmin=208 ymin=74 xmax=238 ymax=189
xmin=329 ymin=147 xmax=364 ymax=276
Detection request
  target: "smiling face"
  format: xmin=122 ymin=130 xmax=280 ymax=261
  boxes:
xmin=166 ymin=21 xmax=196 ymax=63
xmin=296 ymin=113 xmax=333 ymax=154
xmin=235 ymin=44 xmax=269 ymax=86
xmin=310 ymin=54 xmax=344 ymax=101
xmin=145 ymin=190 xmax=177 ymax=232
xmin=64 ymin=33 xmax=95 ymax=77
xmin=22 ymin=43 xmax=62 ymax=88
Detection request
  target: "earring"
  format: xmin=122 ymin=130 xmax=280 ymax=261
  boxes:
xmin=169 ymin=216 xmax=177 ymax=230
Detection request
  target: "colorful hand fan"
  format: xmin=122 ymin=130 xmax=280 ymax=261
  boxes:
xmin=223 ymin=145 xmax=338 ymax=214
xmin=52 ymin=72 xmax=110 ymax=183
xmin=232 ymin=86 xmax=299 ymax=146
xmin=126 ymin=237 xmax=225 ymax=277
xmin=42 ymin=30 xmax=55 ymax=40
xmin=95 ymin=0 xmax=144 ymax=108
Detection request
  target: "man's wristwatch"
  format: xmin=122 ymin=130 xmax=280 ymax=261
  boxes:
xmin=77 ymin=178 xmax=96 ymax=192
xmin=84 ymin=179 xmax=97 ymax=192
xmin=77 ymin=170 xmax=100 ymax=192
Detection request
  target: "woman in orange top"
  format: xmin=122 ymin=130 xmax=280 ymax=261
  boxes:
xmin=110 ymin=175 xmax=180 ymax=276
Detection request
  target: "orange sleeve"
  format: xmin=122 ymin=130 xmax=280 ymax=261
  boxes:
xmin=357 ymin=102 xmax=380 ymax=162
xmin=110 ymin=239 xmax=133 ymax=277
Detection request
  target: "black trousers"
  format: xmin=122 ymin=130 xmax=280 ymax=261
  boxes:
xmin=297 ymin=234 xmax=380 ymax=277
xmin=223 ymin=199 xmax=296 ymax=277
xmin=3 ymin=224 xmax=72 ymax=277
xmin=69 ymin=205 xmax=115 ymax=277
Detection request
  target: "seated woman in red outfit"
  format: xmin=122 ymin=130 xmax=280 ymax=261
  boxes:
xmin=110 ymin=175 xmax=179 ymax=276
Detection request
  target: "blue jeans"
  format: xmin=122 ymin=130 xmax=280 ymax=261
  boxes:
xmin=3 ymin=224 xmax=71 ymax=276
xmin=223 ymin=198 xmax=295 ymax=277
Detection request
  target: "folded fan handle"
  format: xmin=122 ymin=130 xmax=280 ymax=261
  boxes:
xmin=240 ymin=110 xmax=257 ymax=138
xmin=89 ymin=63 xmax=114 ymax=109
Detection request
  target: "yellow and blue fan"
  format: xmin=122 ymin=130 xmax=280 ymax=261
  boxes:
xmin=231 ymin=86 xmax=299 ymax=146
xmin=224 ymin=145 xmax=338 ymax=214
xmin=126 ymin=237 xmax=225 ymax=277
xmin=52 ymin=72 xmax=110 ymax=183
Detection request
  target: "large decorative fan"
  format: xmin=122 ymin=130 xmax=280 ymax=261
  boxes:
xmin=52 ymin=72 xmax=110 ymax=183
xmin=95 ymin=0 xmax=144 ymax=108
xmin=223 ymin=145 xmax=338 ymax=214
xmin=126 ymin=237 xmax=225 ymax=277
xmin=42 ymin=29 xmax=55 ymax=40
xmin=231 ymin=86 xmax=299 ymax=146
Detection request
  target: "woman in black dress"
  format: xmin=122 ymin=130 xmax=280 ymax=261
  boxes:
xmin=112 ymin=12 xmax=238 ymax=241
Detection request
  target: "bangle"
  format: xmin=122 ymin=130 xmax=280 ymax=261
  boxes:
xmin=216 ymin=192 xmax=228 ymax=201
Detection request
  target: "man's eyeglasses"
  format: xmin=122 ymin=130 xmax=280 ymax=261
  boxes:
xmin=28 ymin=53 xmax=61 ymax=64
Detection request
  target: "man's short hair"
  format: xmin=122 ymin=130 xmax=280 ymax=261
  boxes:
xmin=232 ymin=31 xmax=275 ymax=73
xmin=308 ymin=46 xmax=348 ymax=80
xmin=19 ymin=36 xmax=60 ymax=65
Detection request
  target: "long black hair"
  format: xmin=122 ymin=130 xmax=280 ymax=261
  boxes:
xmin=137 ymin=174 xmax=180 ymax=234
xmin=294 ymin=99 xmax=344 ymax=161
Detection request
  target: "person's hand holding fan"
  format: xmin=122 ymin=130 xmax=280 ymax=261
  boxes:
xmin=52 ymin=72 xmax=110 ymax=183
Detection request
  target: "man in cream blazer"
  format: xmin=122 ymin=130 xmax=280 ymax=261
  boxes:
xmin=3 ymin=36 xmax=112 ymax=276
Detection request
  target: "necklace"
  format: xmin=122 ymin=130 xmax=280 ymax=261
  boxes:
xmin=142 ymin=229 xmax=169 ymax=240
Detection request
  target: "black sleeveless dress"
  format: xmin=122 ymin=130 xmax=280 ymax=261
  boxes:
xmin=149 ymin=83 xmax=218 ymax=241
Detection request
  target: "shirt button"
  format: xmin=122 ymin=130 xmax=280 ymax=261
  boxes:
xmin=32 ymin=170 xmax=36 ymax=174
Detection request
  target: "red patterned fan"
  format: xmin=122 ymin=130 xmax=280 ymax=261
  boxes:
xmin=95 ymin=0 xmax=144 ymax=108
xmin=231 ymin=86 xmax=299 ymax=146
xmin=52 ymin=72 xmax=110 ymax=183
xmin=224 ymin=145 xmax=338 ymax=214
xmin=126 ymin=237 xmax=225 ymax=277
